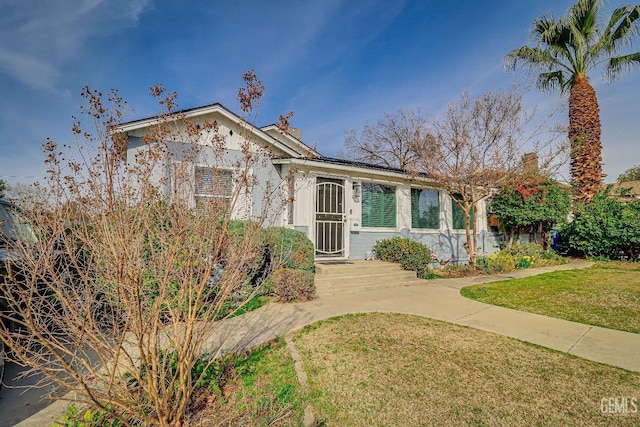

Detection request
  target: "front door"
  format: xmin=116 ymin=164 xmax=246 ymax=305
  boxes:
xmin=315 ymin=178 xmax=345 ymax=258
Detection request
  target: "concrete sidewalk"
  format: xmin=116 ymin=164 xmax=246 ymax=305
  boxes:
xmin=211 ymin=258 xmax=640 ymax=374
xmin=16 ymin=259 xmax=640 ymax=426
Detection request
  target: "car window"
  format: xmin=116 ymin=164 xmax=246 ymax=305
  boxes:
xmin=0 ymin=203 xmax=37 ymax=246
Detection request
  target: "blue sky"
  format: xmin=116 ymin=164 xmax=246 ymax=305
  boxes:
xmin=1 ymin=0 xmax=639 ymax=185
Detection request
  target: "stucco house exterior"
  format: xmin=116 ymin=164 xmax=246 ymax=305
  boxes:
xmin=118 ymin=103 xmax=500 ymax=262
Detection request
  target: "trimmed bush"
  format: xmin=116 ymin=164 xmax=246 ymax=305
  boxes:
xmin=215 ymin=224 xmax=316 ymax=302
xmin=262 ymin=227 xmax=315 ymax=301
xmin=265 ymin=268 xmax=315 ymax=302
xmin=224 ymin=220 xmax=270 ymax=290
xmin=561 ymin=190 xmax=640 ymax=260
xmin=374 ymin=237 xmax=432 ymax=279
xmin=373 ymin=236 xmax=406 ymax=263
xmin=266 ymin=227 xmax=314 ymax=272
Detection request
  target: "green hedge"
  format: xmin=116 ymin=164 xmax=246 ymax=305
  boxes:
xmin=226 ymin=220 xmax=270 ymax=287
xmin=560 ymin=190 xmax=640 ymax=260
xmin=374 ymin=237 xmax=432 ymax=279
xmin=266 ymin=227 xmax=314 ymax=272
xmin=264 ymin=227 xmax=315 ymax=301
xmin=221 ymin=223 xmax=315 ymax=302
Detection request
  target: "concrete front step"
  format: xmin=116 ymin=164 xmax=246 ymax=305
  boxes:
xmin=315 ymin=260 xmax=408 ymax=275
xmin=314 ymin=260 xmax=422 ymax=295
xmin=315 ymin=270 xmax=418 ymax=287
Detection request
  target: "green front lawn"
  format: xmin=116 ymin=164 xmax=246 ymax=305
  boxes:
xmin=461 ymin=262 xmax=640 ymax=333
xmin=294 ymin=313 xmax=640 ymax=426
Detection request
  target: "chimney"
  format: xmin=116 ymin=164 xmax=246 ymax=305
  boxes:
xmin=522 ymin=152 xmax=539 ymax=176
xmin=288 ymin=127 xmax=302 ymax=141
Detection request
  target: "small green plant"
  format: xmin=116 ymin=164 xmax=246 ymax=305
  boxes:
xmin=516 ymin=255 xmax=533 ymax=269
xmin=55 ymin=404 xmax=122 ymax=427
xmin=374 ymin=237 xmax=432 ymax=279
xmin=505 ymin=243 xmax=566 ymax=267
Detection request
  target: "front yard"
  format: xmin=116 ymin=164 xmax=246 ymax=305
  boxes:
xmin=181 ymin=311 xmax=640 ymax=426
xmin=58 ymin=261 xmax=640 ymax=425
xmin=461 ymin=261 xmax=640 ymax=333
xmin=187 ymin=261 xmax=640 ymax=426
xmin=293 ymin=313 xmax=640 ymax=426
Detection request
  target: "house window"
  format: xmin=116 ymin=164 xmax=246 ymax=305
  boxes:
xmin=451 ymin=194 xmax=474 ymax=230
xmin=361 ymin=183 xmax=396 ymax=228
xmin=411 ymin=188 xmax=439 ymax=229
xmin=194 ymin=166 xmax=233 ymax=214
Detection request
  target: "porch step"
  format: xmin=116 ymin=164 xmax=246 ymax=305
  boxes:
xmin=314 ymin=260 xmax=424 ymax=295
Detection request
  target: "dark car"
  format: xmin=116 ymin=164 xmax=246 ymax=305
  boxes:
xmin=0 ymin=198 xmax=38 ymax=389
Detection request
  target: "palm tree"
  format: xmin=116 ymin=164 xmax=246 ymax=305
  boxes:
xmin=506 ymin=0 xmax=640 ymax=202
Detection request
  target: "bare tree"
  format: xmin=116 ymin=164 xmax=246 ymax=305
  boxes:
xmin=0 ymin=73 xmax=290 ymax=425
xmin=343 ymin=109 xmax=430 ymax=169
xmin=418 ymin=88 xmax=556 ymax=265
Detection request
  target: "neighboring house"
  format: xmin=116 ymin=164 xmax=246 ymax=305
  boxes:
xmin=609 ymin=181 xmax=640 ymax=201
xmin=118 ymin=103 xmax=500 ymax=262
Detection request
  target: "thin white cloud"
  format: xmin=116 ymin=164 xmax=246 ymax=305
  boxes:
xmin=0 ymin=0 xmax=152 ymax=91
xmin=0 ymin=50 xmax=59 ymax=91
xmin=258 ymin=0 xmax=407 ymax=75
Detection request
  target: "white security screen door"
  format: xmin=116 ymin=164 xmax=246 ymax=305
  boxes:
xmin=315 ymin=178 xmax=345 ymax=257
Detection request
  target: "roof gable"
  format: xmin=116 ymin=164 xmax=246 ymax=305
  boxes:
xmin=115 ymin=103 xmax=316 ymax=159
xmin=260 ymin=124 xmax=319 ymax=158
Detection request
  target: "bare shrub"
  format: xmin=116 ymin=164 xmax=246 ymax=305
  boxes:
xmin=267 ymin=268 xmax=315 ymax=303
xmin=0 ymin=73 xmax=291 ymax=425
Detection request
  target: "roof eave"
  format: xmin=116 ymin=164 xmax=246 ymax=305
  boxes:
xmin=113 ymin=104 xmax=305 ymax=158
xmin=260 ymin=124 xmax=320 ymax=158
xmin=273 ymin=157 xmax=437 ymax=185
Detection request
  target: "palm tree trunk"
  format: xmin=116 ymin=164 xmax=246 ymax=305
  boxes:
xmin=569 ymin=75 xmax=603 ymax=202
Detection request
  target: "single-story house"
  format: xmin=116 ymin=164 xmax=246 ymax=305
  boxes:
xmin=118 ymin=103 xmax=500 ymax=262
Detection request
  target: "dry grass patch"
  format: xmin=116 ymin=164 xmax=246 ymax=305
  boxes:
xmin=461 ymin=261 xmax=640 ymax=333
xmin=294 ymin=313 xmax=640 ymax=427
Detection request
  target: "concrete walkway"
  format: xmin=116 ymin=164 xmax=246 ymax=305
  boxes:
xmin=16 ymin=259 xmax=640 ymax=426
xmin=204 ymin=258 xmax=640 ymax=374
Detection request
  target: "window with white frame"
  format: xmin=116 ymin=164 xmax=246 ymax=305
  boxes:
xmin=411 ymin=188 xmax=440 ymax=229
xmin=194 ymin=166 xmax=233 ymax=214
xmin=361 ymin=183 xmax=396 ymax=228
